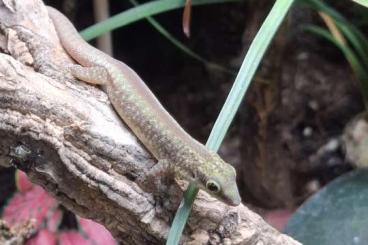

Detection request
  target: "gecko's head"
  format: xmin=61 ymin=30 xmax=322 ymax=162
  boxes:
xmin=196 ymin=152 xmax=241 ymax=206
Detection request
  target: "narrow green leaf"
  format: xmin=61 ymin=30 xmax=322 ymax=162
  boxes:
xmin=352 ymin=0 xmax=368 ymax=8
xmin=80 ymin=0 xmax=238 ymax=41
xmin=302 ymin=0 xmax=368 ymax=58
xmin=338 ymin=24 xmax=368 ymax=69
xmin=301 ymin=0 xmax=346 ymax=22
xmin=166 ymin=0 xmax=295 ymax=244
xmin=165 ymin=183 xmax=198 ymax=245
xmin=206 ymin=0 xmax=294 ymax=150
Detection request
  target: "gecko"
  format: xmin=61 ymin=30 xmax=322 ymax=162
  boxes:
xmin=46 ymin=6 xmax=241 ymax=206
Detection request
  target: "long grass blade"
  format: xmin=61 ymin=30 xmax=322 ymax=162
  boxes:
xmin=338 ymin=24 xmax=368 ymax=68
xmin=352 ymin=0 xmax=368 ymax=8
xmin=80 ymin=0 xmax=238 ymax=41
xmin=206 ymin=0 xmax=294 ymax=150
xmin=166 ymin=0 xmax=295 ymax=244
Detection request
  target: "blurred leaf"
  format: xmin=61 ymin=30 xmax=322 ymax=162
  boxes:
xmin=15 ymin=170 xmax=34 ymax=193
xmin=26 ymin=229 xmax=57 ymax=245
xmin=78 ymin=217 xmax=116 ymax=245
xmin=318 ymin=12 xmax=346 ymax=45
xmin=353 ymin=0 xmax=368 ymax=8
xmin=338 ymin=23 xmax=368 ymax=69
xmin=47 ymin=209 xmax=63 ymax=232
xmin=2 ymin=185 xmax=58 ymax=229
xmin=3 ymin=172 xmax=115 ymax=244
xmin=58 ymin=231 xmax=91 ymax=245
xmin=285 ymin=169 xmax=368 ymax=245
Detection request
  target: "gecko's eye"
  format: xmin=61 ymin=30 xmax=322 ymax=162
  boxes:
xmin=206 ymin=180 xmax=221 ymax=193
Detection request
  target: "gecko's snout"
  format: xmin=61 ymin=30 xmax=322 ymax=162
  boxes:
xmin=222 ymin=184 xmax=242 ymax=206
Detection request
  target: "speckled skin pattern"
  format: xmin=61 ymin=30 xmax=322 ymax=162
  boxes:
xmin=47 ymin=7 xmax=241 ymax=206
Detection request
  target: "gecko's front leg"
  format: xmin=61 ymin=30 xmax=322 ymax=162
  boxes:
xmin=137 ymin=159 xmax=174 ymax=193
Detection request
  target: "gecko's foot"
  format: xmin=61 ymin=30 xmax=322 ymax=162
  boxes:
xmin=136 ymin=173 xmax=161 ymax=193
xmin=136 ymin=159 xmax=173 ymax=193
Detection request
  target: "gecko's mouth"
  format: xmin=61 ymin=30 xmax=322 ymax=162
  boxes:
xmin=221 ymin=186 xmax=242 ymax=206
xmin=222 ymin=195 xmax=241 ymax=206
xmin=207 ymin=193 xmax=241 ymax=206
xmin=229 ymin=196 xmax=242 ymax=206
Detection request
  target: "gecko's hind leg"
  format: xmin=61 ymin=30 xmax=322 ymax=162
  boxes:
xmin=68 ymin=64 xmax=108 ymax=85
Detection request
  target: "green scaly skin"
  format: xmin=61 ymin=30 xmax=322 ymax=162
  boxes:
xmin=47 ymin=6 xmax=241 ymax=206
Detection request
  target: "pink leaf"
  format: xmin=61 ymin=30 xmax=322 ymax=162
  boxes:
xmin=2 ymin=185 xmax=58 ymax=229
xmin=46 ymin=209 xmax=63 ymax=232
xmin=26 ymin=229 xmax=57 ymax=245
xmin=16 ymin=170 xmax=34 ymax=193
xmin=58 ymin=231 xmax=91 ymax=245
xmin=78 ymin=218 xmax=116 ymax=245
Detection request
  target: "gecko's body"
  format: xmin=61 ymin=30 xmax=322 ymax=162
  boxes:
xmin=47 ymin=7 xmax=241 ymax=206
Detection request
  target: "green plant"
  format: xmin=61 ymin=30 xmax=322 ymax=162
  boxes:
xmin=302 ymin=0 xmax=368 ymax=107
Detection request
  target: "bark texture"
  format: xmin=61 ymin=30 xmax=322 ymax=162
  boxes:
xmin=0 ymin=0 xmax=301 ymax=244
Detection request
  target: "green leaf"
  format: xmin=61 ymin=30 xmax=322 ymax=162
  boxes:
xmin=353 ymin=0 xmax=368 ymax=8
xmin=166 ymin=0 xmax=295 ymax=244
xmin=80 ymin=0 xmax=238 ymax=41
xmin=338 ymin=23 xmax=368 ymax=69
xmin=206 ymin=0 xmax=295 ymax=150
xmin=285 ymin=169 xmax=368 ymax=245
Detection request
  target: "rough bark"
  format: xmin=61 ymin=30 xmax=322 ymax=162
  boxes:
xmin=0 ymin=0 xmax=301 ymax=244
